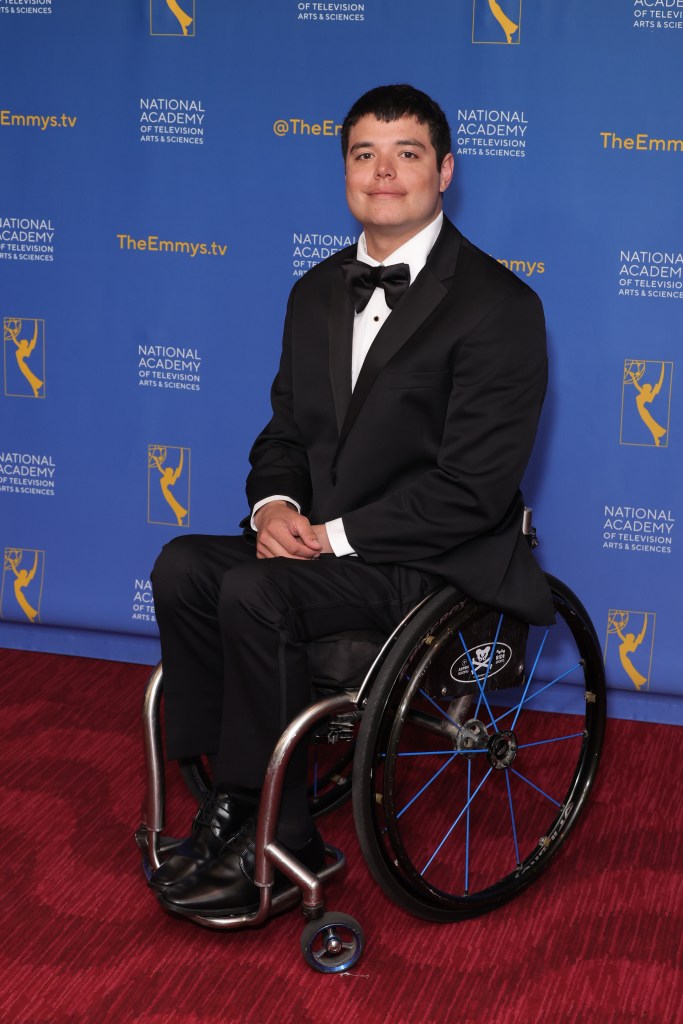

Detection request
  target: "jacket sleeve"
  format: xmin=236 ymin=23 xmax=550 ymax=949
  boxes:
xmin=245 ymin=286 xmax=313 ymax=514
xmin=342 ymin=289 xmax=547 ymax=562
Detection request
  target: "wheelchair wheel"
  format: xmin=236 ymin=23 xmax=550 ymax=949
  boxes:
xmin=353 ymin=577 xmax=606 ymax=922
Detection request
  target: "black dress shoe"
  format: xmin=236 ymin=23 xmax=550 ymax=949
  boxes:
xmin=158 ymin=821 xmax=326 ymax=917
xmin=148 ymin=788 xmax=256 ymax=892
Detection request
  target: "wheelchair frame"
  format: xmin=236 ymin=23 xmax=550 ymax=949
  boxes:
xmin=136 ymin=514 xmax=606 ymax=972
xmin=136 ymin=594 xmax=434 ymax=970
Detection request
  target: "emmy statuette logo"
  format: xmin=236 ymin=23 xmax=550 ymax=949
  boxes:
xmin=605 ymin=609 xmax=655 ymax=692
xmin=472 ymin=0 xmax=521 ymax=44
xmin=1 ymin=548 xmax=45 ymax=623
xmin=147 ymin=445 xmax=191 ymax=527
xmin=3 ymin=318 xmax=45 ymax=398
xmin=150 ymin=0 xmax=195 ymax=37
xmin=620 ymin=360 xmax=673 ymax=447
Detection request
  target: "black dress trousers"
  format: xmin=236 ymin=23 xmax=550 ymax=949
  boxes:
xmin=151 ymin=533 xmax=442 ymax=790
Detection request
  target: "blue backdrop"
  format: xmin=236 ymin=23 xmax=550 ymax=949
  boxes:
xmin=1 ymin=1 xmax=681 ymax=725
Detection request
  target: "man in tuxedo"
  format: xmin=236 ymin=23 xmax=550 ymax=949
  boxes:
xmin=150 ymin=84 xmax=553 ymax=918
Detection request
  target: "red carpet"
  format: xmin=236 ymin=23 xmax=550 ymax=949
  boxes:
xmin=0 ymin=649 xmax=680 ymax=1023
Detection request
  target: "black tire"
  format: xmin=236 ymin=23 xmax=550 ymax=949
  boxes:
xmin=352 ymin=577 xmax=606 ymax=922
xmin=301 ymin=912 xmax=364 ymax=973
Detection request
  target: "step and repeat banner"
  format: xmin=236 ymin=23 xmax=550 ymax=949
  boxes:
xmin=1 ymin=1 xmax=680 ymax=724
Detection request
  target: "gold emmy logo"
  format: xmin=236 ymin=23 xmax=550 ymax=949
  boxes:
xmin=3 ymin=317 xmax=45 ymax=398
xmin=473 ymin=0 xmax=521 ymax=45
xmin=150 ymin=0 xmax=195 ymax=37
xmin=605 ymin=609 xmax=655 ymax=692
xmin=1 ymin=548 xmax=44 ymax=623
xmin=148 ymin=444 xmax=191 ymax=527
xmin=620 ymin=359 xmax=673 ymax=448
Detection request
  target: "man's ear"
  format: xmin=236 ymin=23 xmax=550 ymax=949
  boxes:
xmin=439 ymin=153 xmax=455 ymax=193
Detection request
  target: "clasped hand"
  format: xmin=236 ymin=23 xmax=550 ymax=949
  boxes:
xmin=253 ymin=501 xmax=332 ymax=560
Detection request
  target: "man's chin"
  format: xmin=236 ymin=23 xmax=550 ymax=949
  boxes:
xmin=360 ymin=209 xmax=412 ymax=230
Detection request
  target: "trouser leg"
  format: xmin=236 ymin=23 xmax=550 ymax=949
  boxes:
xmin=214 ymin=552 xmax=440 ymax=791
xmin=152 ymin=533 xmax=442 ymax=805
xmin=151 ymin=534 xmax=255 ymax=761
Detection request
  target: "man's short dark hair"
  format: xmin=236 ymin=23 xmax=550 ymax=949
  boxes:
xmin=341 ymin=84 xmax=452 ymax=168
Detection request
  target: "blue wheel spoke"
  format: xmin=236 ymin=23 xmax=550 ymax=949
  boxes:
xmin=458 ymin=617 xmax=503 ymax=729
xmin=508 ymin=628 xmax=549 ymax=731
xmin=389 ymin=749 xmax=488 ymax=757
xmin=421 ymin=767 xmax=494 ymax=875
xmin=517 ymin=731 xmax=584 ymax=750
xmin=465 ymin=760 xmax=472 ymax=894
xmin=396 ymin=752 xmax=458 ymax=820
xmin=418 ymin=687 xmax=463 ymax=732
xmin=505 ymin=771 xmax=521 ymax=867
xmin=509 ymin=767 xmax=561 ymax=807
xmin=494 ymin=661 xmax=584 ymax=727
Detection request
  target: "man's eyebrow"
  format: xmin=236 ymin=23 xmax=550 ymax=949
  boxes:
xmin=349 ymin=138 xmax=427 ymax=153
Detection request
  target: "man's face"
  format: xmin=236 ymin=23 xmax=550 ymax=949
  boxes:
xmin=345 ymin=114 xmax=453 ymax=245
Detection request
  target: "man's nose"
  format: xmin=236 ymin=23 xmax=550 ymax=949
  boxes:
xmin=374 ymin=158 xmax=396 ymax=178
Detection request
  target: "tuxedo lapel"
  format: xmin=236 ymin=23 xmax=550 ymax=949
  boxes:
xmin=334 ymin=219 xmax=462 ymax=453
xmin=328 ymin=271 xmax=355 ymax=434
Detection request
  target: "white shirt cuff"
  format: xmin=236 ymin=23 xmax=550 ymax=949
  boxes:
xmin=250 ymin=495 xmax=301 ymax=531
xmin=325 ymin=517 xmax=356 ymax=557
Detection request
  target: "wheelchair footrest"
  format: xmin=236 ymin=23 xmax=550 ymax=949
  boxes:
xmin=184 ymin=844 xmax=347 ymax=931
xmin=135 ymin=826 xmax=185 ymax=854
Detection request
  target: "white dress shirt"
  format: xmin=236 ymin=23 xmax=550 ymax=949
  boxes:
xmin=253 ymin=212 xmax=444 ymax=556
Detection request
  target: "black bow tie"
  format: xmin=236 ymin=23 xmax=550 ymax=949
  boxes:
xmin=341 ymin=259 xmax=411 ymax=313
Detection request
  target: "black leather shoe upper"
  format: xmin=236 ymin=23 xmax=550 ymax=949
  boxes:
xmin=148 ymin=788 xmax=255 ymax=892
xmin=158 ymin=823 xmax=326 ymax=917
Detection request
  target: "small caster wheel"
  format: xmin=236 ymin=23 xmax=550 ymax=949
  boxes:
xmin=301 ymin=912 xmax=364 ymax=973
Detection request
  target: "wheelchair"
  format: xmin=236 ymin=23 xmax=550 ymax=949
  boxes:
xmin=136 ymin=512 xmax=606 ymax=973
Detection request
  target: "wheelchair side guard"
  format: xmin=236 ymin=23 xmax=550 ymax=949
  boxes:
xmin=419 ymin=607 xmax=528 ymax=699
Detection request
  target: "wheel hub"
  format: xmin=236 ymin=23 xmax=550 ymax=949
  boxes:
xmin=324 ymin=930 xmax=343 ymax=955
xmin=486 ymin=729 xmax=518 ymax=770
xmin=455 ymin=718 xmax=489 ymax=756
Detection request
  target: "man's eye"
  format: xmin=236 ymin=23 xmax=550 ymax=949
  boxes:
xmin=401 ymin=151 xmax=418 ymax=159
xmin=356 ymin=152 xmax=373 ymax=160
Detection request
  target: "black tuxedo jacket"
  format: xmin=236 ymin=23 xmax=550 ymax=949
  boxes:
xmin=245 ymin=217 xmax=554 ymax=625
